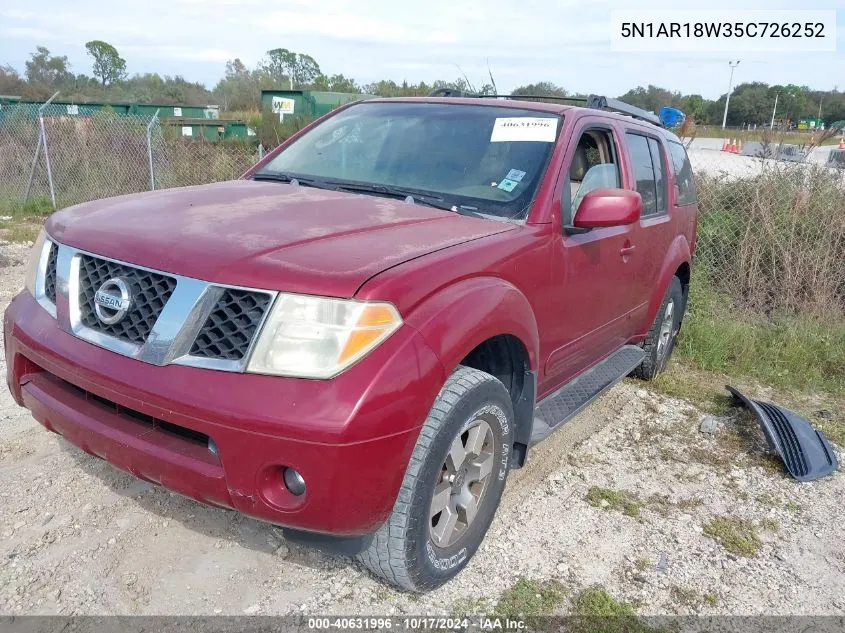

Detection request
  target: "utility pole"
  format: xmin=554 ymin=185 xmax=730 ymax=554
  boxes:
xmin=770 ymin=93 xmax=778 ymax=130
xmin=721 ymin=60 xmax=740 ymax=130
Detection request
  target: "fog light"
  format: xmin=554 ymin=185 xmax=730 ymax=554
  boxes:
xmin=283 ymin=468 xmax=306 ymax=496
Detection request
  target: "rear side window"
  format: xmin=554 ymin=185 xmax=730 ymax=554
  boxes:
xmin=668 ymin=141 xmax=697 ymax=206
xmin=625 ymin=133 xmax=664 ymax=216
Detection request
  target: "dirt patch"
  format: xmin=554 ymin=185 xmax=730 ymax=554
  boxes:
xmin=1 ymin=246 xmax=843 ymax=616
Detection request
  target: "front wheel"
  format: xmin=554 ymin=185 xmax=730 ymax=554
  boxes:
xmin=634 ymin=276 xmax=684 ymax=381
xmin=356 ymin=366 xmax=514 ymax=591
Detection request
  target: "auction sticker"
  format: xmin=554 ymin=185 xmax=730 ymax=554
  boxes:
xmin=491 ymin=117 xmax=558 ymax=143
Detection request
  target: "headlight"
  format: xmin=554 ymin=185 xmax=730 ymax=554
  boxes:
xmin=247 ymin=294 xmax=402 ymax=379
xmin=23 ymin=228 xmax=48 ymax=296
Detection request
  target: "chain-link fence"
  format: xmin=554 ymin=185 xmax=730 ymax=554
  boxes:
xmin=3 ymin=106 xmax=844 ymax=320
xmin=0 ymin=102 xmax=261 ymax=210
xmin=686 ymin=139 xmax=845 ymax=319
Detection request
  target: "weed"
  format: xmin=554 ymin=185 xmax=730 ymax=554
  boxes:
xmin=703 ymin=516 xmax=762 ymax=557
xmin=451 ymin=596 xmax=490 ymax=616
xmin=634 ymin=558 xmax=652 ymax=572
xmin=569 ymin=586 xmax=662 ymax=633
xmin=670 ymin=586 xmax=709 ymax=609
xmin=586 ymin=487 xmax=642 ymax=517
xmin=494 ymin=578 xmax=566 ymax=619
xmin=755 ymin=493 xmax=775 ymax=506
xmin=5 ymin=222 xmax=41 ymax=244
xmin=760 ymin=518 xmax=780 ymax=533
xmin=375 ymin=587 xmax=394 ymax=602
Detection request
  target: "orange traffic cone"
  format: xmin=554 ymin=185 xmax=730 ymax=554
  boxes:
xmin=721 ymin=139 xmax=729 ymax=151
xmin=730 ymin=139 xmax=738 ymax=153
xmin=838 ymin=137 xmax=845 ymax=150
xmin=737 ymin=139 xmax=743 ymax=154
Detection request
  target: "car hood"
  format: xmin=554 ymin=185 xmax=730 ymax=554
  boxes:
xmin=47 ymin=180 xmax=514 ymax=298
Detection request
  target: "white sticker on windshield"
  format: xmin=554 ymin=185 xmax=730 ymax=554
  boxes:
xmin=490 ymin=117 xmax=557 ymax=143
xmin=505 ymin=169 xmax=526 ymax=182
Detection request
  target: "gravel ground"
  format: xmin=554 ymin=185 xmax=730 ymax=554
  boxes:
xmin=1 ymin=241 xmax=843 ymax=616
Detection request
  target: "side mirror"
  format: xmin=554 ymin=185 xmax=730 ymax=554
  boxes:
xmin=573 ymin=188 xmax=642 ymax=229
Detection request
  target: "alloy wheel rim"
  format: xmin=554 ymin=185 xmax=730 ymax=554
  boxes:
xmin=429 ymin=417 xmax=496 ymax=549
xmin=656 ymin=299 xmax=675 ymax=362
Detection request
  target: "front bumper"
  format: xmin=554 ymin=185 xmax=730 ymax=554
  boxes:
xmin=5 ymin=292 xmax=446 ymax=536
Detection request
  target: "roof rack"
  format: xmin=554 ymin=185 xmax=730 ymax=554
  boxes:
xmin=585 ymin=95 xmax=663 ymax=127
xmin=426 ymin=90 xmax=664 ymax=128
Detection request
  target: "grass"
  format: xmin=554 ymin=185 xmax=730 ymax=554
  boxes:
xmin=586 ymin=487 xmax=642 ymax=517
xmin=760 ymin=517 xmax=780 ymax=533
xmin=693 ymin=127 xmax=842 ymax=146
xmin=703 ymin=516 xmax=762 ymax=557
xmin=670 ymin=586 xmax=718 ymax=609
xmin=634 ymin=557 xmax=652 ymax=572
xmin=0 ymin=196 xmax=53 ymax=244
xmin=494 ymin=578 xmax=566 ymax=619
xmin=650 ymin=359 xmax=845 ymax=450
xmin=755 ymin=493 xmax=776 ymax=506
xmin=646 ymin=494 xmax=704 ymax=517
xmin=569 ymin=587 xmax=664 ymax=633
xmin=677 ymin=273 xmax=845 ymax=398
xmin=0 ymin=195 xmax=54 ymax=217
xmin=4 ymin=223 xmax=41 ymax=244
xmin=450 ymin=596 xmax=491 ymax=616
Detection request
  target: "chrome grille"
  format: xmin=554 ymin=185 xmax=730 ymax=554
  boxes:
xmin=78 ymin=255 xmax=177 ymax=345
xmin=190 ymin=289 xmax=272 ymax=361
xmin=44 ymin=243 xmax=58 ymax=304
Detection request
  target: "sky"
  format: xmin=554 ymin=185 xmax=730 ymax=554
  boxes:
xmin=1 ymin=0 xmax=843 ymax=99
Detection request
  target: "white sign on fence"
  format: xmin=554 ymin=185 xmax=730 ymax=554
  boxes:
xmin=173 ymin=107 xmax=182 ymax=117
xmin=67 ymin=104 xmax=79 ymax=115
xmin=181 ymin=126 xmax=193 ymax=137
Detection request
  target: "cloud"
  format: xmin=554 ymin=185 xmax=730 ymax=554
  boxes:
xmin=0 ymin=26 xmax=55 ymax=41
xmin=0 ymin=0 xmax=842 ymax=98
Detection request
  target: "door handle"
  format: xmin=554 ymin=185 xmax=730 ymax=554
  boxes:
xmin=620 ymin=245 xmax=636 ymax=256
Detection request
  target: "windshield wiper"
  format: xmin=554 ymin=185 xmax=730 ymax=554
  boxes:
xmin=322 ymin=181 xmax=468 ymax=213
xmin=251 ymin=171 xmax=342 ymax=192
xmin=253 ymin=174 xmax=486 ymax=217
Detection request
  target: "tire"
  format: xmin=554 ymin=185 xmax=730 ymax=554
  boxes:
xmin=356 ymin=365 xmax=514 ymax=592
xmin=633 ymin=276 xmax=684 ymax=381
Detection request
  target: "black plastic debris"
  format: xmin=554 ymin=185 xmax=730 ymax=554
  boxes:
xmin=726 ymin=385 xmax=838 ymax=482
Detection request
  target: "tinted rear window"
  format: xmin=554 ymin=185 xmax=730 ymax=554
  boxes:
xmin=668 ymin=141 xmax=696 ymax=206
xmin=625 ymin=133 xmax=658 ymax=215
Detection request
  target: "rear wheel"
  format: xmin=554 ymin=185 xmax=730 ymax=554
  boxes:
xmin=356 ymin=366 xmax=514 ymax=591
xmin=634 ymin=276 xmax=684 ymax=381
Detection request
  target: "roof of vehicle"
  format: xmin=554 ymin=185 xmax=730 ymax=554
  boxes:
xmin=362 ymin=96 xmax=683 ymax=143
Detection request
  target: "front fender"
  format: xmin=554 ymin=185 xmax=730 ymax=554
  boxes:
xmin=639 ymin=235 xmax=692 ymax=336
xmin=404 ymin=276 xmax=540 ymax=376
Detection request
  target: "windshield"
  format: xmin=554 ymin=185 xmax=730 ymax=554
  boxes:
xmin=255 ymin=102 xmax=562 ymax=221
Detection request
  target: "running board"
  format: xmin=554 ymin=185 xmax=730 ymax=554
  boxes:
xmin=530 ymin=345 xmax=645 ymax=445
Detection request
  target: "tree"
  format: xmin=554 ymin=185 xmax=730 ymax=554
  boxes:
xmin=311 ymin=73 xmax=359 ymax=92
xmin=291 ymin=53 xmax=321 ymax=87
xmin=24 ymin=46 xmax=72 ymax=86
xmin=262 ymin=48 xmax=296 ymax=88
xmin=85 ymin=40 xmax=127 ymax=86
xmin=225 ymin=58 xmax=249 ymax=78
xmin=262 ymin=49 xmax=321 ymax=89
xmin=513 ymin=82 xmax=568 ymax=97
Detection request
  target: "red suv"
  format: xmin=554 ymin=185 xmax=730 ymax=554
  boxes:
xmin=6 ymin=94 xmax=697 ymax=591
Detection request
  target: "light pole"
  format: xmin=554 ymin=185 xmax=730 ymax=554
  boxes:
xmin=770 ymin=93 xmax=778 ymax=130
xmin=721 ymin=60 xmax=740 ymax=130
